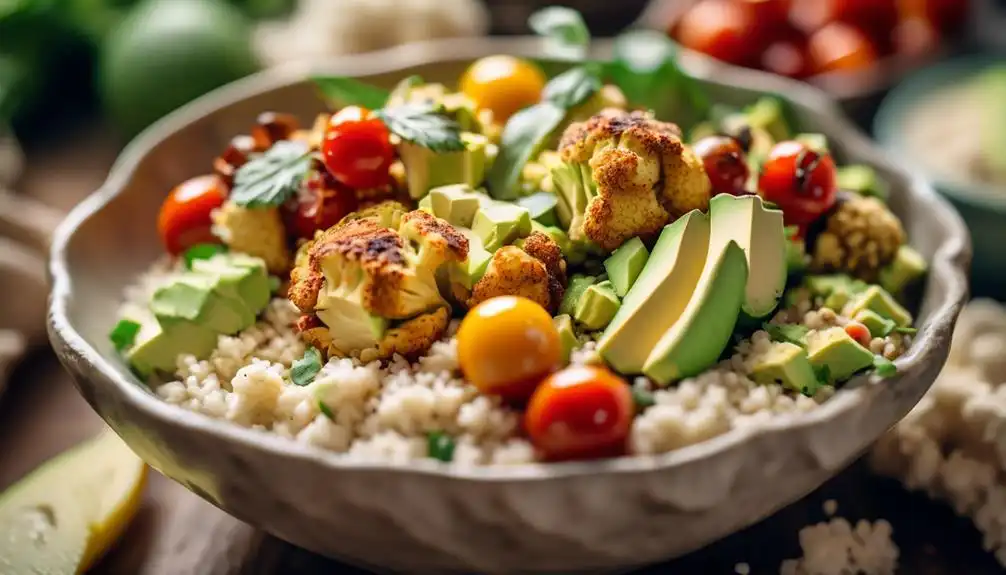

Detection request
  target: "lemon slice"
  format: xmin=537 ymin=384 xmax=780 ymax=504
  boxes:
xmin=0 ymin=428 xmax=148 ymax=574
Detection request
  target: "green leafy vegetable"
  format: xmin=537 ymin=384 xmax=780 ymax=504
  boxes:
xmin=873 ymin=356 xmax=897 ymax=378
xmin=290 ymin=347 xmax=323 ymax=386
xmin=783 ymin=225 xmax=800 ymax=238
xmin=109 ymin=319 xmax=141 ymax=352
xmin=632 ymin=387 xmax=655 ymax=414
xmin=311 ymin=76 xmax=389 ymax=110
xmin=763 ymin=323 xmax=810 ymax=347
xmin=541 ymin=66 xmax=600 ymax=109
xmin=528 ymin=6 xmax=590 ymax=59
xmin=813 ymin=364 xmax=831 ymax=386
xmin=229 ymin=140 xmax=312 ymax=208
xmin=427 ymin=431 xmax=456 ymax=462
xmin=183 ymin=243 xmax=227 ymax=269
xmin=376 ymin=103 xmax=464 ymax=153
xmin=318 ymin=401 xmax=335 ymax=420
xmin=487 ymin=102 xmax=566 ymax=200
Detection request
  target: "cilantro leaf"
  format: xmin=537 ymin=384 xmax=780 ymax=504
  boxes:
xmin=230 ymin=140 xmax=312 ymax=208
xmin=290 ymin=347 xmax=323 ymax=386
xmin=427 ymin=430 xmax=456 ymax=462
xmin=632 ymin=387 xmax=656 ymax=414
xmin=763 ymin=323 xmax=810 ymax=347
xmin=528 ymin=6 xmax=590 ymax=59
xmin=487 ymin=101 xmax=566 ymax=200
xmin=542 ymin=66 xmax=600 ymax=109
xmin=183 ymin=243 xmax=227 ymax=269
xmin=873 ymin=356 xmax=897 ymax=377
xmin=813 ymin=364 xmax=831 ymax=385
xmin=376 ymin=104 xmax=464 ymax=153
xmin=311 ymin=76 xmax=389 ymax=110
xmin=109 ymin=319 xmax=141 ymax=352
xmin=318 ymin=400 xmax=335 ymax=420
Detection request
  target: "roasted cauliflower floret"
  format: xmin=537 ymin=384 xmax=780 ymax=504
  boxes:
xmin=211 ymin=201 xmax=290 ymax=273
xmin=519 ymin=231 xmax=567 ymax=310
xmin=551 ymin=108 xmax=710 ymax=252
xmin=467 ymin=232 xmax=567 ymax=313
xmin=809 ymin=192 xmax=906 ymax=281
xmin=338 ymin=200 xmax=410 ymax=229
xmin=297 ymin=307 xmax=450 ymax=363
xmin=288 ymin=209 xmax=467 ymax=359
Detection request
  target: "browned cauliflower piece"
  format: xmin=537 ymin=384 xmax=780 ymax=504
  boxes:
xmin=466 ymin=231 xmax=567 ymax=313
xmin=297 ymin=307 xmax=450 ymax=363
xmin=809 ymin=192 xmax=906 ymax=281
xmin=519 ymin=231 xmax=567 ymax=312
xmin=211 ymin=201 xmax=290 ymax=273
xmin=551 ymin=108 xmax=710 ymax=252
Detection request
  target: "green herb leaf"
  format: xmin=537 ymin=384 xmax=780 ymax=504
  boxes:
xmin=311 ymin=76 xmax=389 ymax=110
xmin=632 ymin=387 xmax=656 ymax=414
xmin=183 ymin=243 xmax=227 ymax=269
xmin=291 ymin=347 xmax=323 ymax=386
xmin=873 ymin=355 xmax=897 ymax=378
xmin=268 ymin=276 xmax=282 ymax=293
xmin=109 ymin=319 xmax=141 ymax=352
xmin=813 ymin=364 xmax=831 ymax=385
xmin=783 ymin=225 xmax=800 ymax=238
xmin=893 ymin=326 xmax=918 ymax=335
xmin=318 ymin=400 xmax=335 ymax=420
xmin=376 ymin=104 xmax=464 ymax=153
xmin=763 ymin=323 xmax=810 ymax=347
xmin=427 ymin=430 xmax=456 ymax=462
xmin=542 ymin=66 xmax=600 ymax=109
xmin=487 ymin=101 xmax=566 ymax=200
xmin=230 ymin=140 xmax=312 ymax=208
xmin=528 ymin=6 xmax=591 ymax=59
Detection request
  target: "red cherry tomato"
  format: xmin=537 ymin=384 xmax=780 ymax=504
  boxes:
xmin=284 ymin=167 xmax=359 ymax=240
xmin=808 ymin=22 xmax=879 ymax=75
xmin=758 ymin=140 xmax=837 ymax=226
xmin=157 ymin=174 xmax=227 ymax=256
xmin=674 ymin=0 xmax=766 ymax=67
xmin=693 ymin=135 xmax=751 ymax=197
xmin=321 ymin=106 xmax=394 ymax=190
xmin=892 ymin=17 xmax=940 ymax=58
xmin=524 ymin=366 xmax=634 ymax=462
xmin=845 ymin=322 xmax=872 ymax=347
xmin=761 ymin=25 xmax=812 ymax=79
xmin=737 ymin=0 xmax=792 ymax=34
xmin=901 ymin=0 xmax=968 ymax=36
xmin=791 ymin=0 xmax=897 ymax=50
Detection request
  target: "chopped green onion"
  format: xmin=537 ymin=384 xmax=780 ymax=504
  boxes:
xmin=427 ymin=431 xmax=455 ymax=462
xmin=109 ymin=319 xmax=141 ymax=352
xmin=291 ymin=347 xmax=323 ymax=386
xmin=183 ymin=243 xmax=226 ymax=269
xmin=318 ymin=401 xmax=335 ymax=420
xmin=873 ymin=356 xmax=897 ymax=378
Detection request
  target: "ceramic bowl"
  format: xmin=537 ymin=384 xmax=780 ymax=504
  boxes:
xmin=48 ymin=37 xmax=970 ymax=574
xmin=874 ymin=54 xmax=1006 ymax=301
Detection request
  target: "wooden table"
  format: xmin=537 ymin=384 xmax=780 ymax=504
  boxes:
xmin=1 ymin=120 xmax=1001 ymax=575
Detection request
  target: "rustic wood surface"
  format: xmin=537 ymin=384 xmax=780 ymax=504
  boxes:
xmin=0 ymin=120 xmax=1002 ymax=575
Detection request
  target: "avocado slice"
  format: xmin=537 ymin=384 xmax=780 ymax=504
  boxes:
xmin=878 ymin=245 xmax=927 ymax=296
xmin=837 ymin=164 xmax=888 ymax=201
xmin=805 ymin=327 xmax=876 ymax=383
xmin=843 ymin=285 xmax=913 ymax=327
xmin=553 ymin=314 xmax=578 ymax=364
xmin=150 ymin=274 xmax=251 ymax=334
xmin=127 ymin=313 xmax=218 ymax=378
xmin=604 ymin=236 xmax=649 ymax=298
xmin=708 ymin=194 xmax=787 ymax=318
xmin=574 ymin=280 xmax=621 ymax=331
xmin=749 ymin=341 xmax=821 ymax=395
xmin=516 ymin=192 xmax=559 ymax=227
xmin=853 ymin=309 xmax=896 ymax=339
xmin=598 ymin=211 xmax=710 ymax=374
xmin=427 ymin=184 xmax=490 ymax=228
xmin=471 ymin=202 xmax=532 ymax=251
xmin=398 ymin=132 xmax=490 ymax=199
xmin=560 ymin=274 xmax=597 ymax=317
xmin=191 ymin=254 xmax=271 ymax=316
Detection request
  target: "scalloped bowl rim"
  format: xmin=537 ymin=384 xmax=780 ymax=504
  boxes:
xmin=49 ymin=36 xmax=969 ymax=481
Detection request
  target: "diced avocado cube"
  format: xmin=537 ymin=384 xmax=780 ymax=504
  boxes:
xmin=574 ymin=281 xmax=620 ymax=331
xmin=604 ymin=237 xmax=649 ymax=298
xmin=127 ymin=316 xmax=218 ymax=378
xmin=516 ymin=192 xmax=559 ymax=227
xmin=150 ymin=274 xmax=250 ymax=335
xmin=853 ymin=309 xmax=896 ymax=339
xmin=804 ymin=274 xmax=868 ymax=311
xmin=745 ymin=96 xmax=790 ymax=142
xmin=843 ymin=285 xmax=912 ymax=327
xmin=427 ymin=184 xmax=489 ymax=228
xmin=398 ymin=132 xmax=490 ymax=199
xmin=553 ymin=314 xmax=578 ymax=364
xmin=795 ymin=133 xmax=829 ymax=154
xmin=418 ymin=195 xmax=433 ymax=212
xmin=837 ymin=164 xmax=888 ymax=201
xmin=879 ymin=245 xmax=927 ymax=296
xmin=191 ymin=254 xmax=271 ymax=316
xmin=749 ymin=341 xmax=821 ymax=395
xmin=448 ymin=228 xmax=493 ymax=290
xmin=805 ymin=327 xmax=876 ymax=383
xmin=471 ymin=202 xmax=532 ymax=251
xmin=560 ymin=274 xmax=597 ymax=317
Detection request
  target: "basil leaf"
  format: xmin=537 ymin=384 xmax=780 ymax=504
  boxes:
xmin=608 ymin=30 xmax=709 ymax=131
xmin=318 ymin=400 xmax=335 ymax=420
xmin=763 ymin=323 xmax=810 ymax=347
xmin=528 ymin=6 xmax=590 ymax=59
xmin=183 ymin=243 xmax=227 ymax=269
xmin=230 ymin=140 xmax=312 ymax=208
xmin=427 ymin=430 xmax=456 ymax=462
xmin=873 ymin=356 xmax=897 ymax=378
xmin=311 ymin=76 xmax=389 ymax=110
xmin=109 ymin=319 xmax=141 ymax=352
xmin=487 ymin=101 xmax=566 ymax=200
xmin=542 ymin=66 xmax=600 ymax=109
xmin=376 ymin=103 xmax=464 ymax=153
xmin=291 ymin=347 xmax=323 ymax=386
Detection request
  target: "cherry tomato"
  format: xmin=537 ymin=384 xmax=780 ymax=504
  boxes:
xmin=915 ymin=0 xmax=969 ymax=35
xmin=213 ymin=134 xmax=256 ymax=187
xmin=460 ymin=55 xmax=546 ymax=123
xmin=457 ymin=296 xmax=561 ymax=403
xmin=674 ymin=0 xmax=766 ymax=67
xmin=737 ymin=0 xmax=792 ymax=34
xmin=283 ymin=164 xmax=359 ymax=240
xmin=892 ymin=17 xmax=940 ymax=58
xmin=251 ymin=111 xmax=299 ymax=151
xmin=157 ymin=174 xmax=227 ymax=256
xmin=808 ymin=22 xmax=879 ymax=75
xmin=791 ymin=0 xmax=897 ymax=50
xmin=693 ymin=135 xmax=751 ymax=197
xmin=524 ymin=366 xmax=634 ymax=462
xmin=845 ymin=322 xmax=872 ymax=347
xmin=758 ymin=140 xmax=838 ymax=226
xmin=761 ymin=25 xmax=812 ymax=79
xmin=321 ymin=106 xmax=394 ymax=190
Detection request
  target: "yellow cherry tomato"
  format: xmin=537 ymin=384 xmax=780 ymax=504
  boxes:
xmin=457 ymin=296 xmax=561 ymax=403
xmin=459 ymin=55 xmax=547 ymax=123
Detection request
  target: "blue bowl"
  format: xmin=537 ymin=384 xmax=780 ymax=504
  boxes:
xmin=874 ymin=55 xmax=1006 ymax=300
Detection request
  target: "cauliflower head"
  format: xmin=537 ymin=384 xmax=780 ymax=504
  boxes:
xmin=551 ymin=108 xmax=711 ymax=252
xmin=289 ymin=209 xmax=467 ymax=359
xmin=467 ymin=231 xmax=567 ymax=313
xmin=211 ymin=201 xmax=291 ymax=273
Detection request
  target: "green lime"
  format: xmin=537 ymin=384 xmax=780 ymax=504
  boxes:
xmin=99 ymin=0 xmax=260 ymax=137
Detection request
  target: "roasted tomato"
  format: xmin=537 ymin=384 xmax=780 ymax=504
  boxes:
xmin=674 ymin=0 xmax=766 ymax=67
xmin=758 ymin=140 xmax=838 ymax=227
xmin=693 ymin=135 xmax=751 ymax=196
xmin=460 ymin=55 xmax=546 ymax=123
xmin=807 ymin=22 xmax=879 ymax=75
xmin=157 ymin=174 xmax=227 ymax=255
xmin=283 ymin=164 xmax=359 ymax=240
xmin=251 ymin=111 xmax=299 ymax=151
xmin=524 ymin=365 xmax=634 ymax=461
xmin=321 ymin=106 xmax=395 ymax=190
xmin=761 ymin=24 xmax=812 ymax=79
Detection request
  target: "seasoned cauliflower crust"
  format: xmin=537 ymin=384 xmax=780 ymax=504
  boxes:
xmin=809 ymin=193 xmax=906 ymax=281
